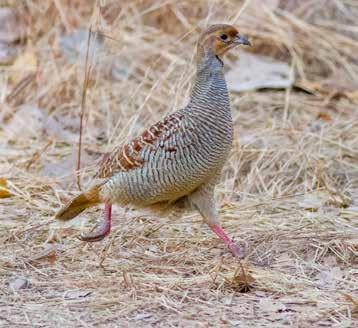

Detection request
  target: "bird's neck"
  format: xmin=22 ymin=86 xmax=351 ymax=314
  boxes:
xmin=188 ymin=50 xmax=233 ymax=148
xmin=189 ymin=51 xmax=230 ymax=111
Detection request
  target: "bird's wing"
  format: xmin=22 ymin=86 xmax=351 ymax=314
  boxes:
xmin=97 ymin=111 xmax=192 ymax=179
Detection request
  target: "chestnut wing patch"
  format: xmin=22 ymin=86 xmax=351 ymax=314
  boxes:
xmin=97 ymin=112 xmax=185 ymax=179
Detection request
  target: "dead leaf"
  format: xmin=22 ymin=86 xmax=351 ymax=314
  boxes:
xmin=317 ymin=112 xmax=332 ymax=122
xmin=227 ymin=53 xmax=294 ymax=92
xmin=0 ymin=178 xmax=12 ymax=198
xmin=225 ymin=266 xmax=255 ymax=293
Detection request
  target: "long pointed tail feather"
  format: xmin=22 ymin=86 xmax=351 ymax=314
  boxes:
xmin=55 ymin=184 xmax=102 ymax=221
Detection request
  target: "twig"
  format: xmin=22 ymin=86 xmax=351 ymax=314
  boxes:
xmin=77 ymin=25 xmax=93 ymax=190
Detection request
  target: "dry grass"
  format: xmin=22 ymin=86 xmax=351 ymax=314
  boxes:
xmin=0 ymin=0 xmax=357 ymax=326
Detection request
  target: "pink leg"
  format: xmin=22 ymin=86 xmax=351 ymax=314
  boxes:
xmin=78 ymin=203 xmax=112 ymax=242
xmin=209 ymin=224 xmax=244 ymax=258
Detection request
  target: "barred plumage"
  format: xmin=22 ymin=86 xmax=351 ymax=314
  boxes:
xmin=55 ymin=24 xmax=251 ymax=258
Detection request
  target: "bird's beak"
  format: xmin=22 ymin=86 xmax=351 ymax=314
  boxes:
xmin=233 ymin=34 xmax=251 ymax=46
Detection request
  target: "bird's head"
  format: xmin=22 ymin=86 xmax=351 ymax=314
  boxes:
xmin=197 ymin=24 xmax=251 ymax=59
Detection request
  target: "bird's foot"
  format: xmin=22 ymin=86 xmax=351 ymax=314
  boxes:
xmin=227 ymin=241 xmax=246 ymax=259
xmin=78 ymin=203 xmax=112 ymax=243
xmin=78 ymin=223 xmax=110 ymax=242
xmin=209 ymin=224 xmax=246 ymax=259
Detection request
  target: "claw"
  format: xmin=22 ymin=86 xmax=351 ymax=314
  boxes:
xmin=78 ymin=203 xmax=112 ymax=243
xmin=228 ymin=241 xmax=245 ymax=259
xmin=77 ymin=229 xmax=108 ymax=242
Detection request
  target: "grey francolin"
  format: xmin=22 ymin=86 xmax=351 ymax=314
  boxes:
xmin=55 ymin=24 xmax=251 ymax=258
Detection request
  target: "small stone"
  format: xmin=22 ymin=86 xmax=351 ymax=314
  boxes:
xmin=133 ymin=313 xmax=152 ymax=321
xmin=0 ymin=42 xmax=17 ymax=65
xmin=10 ymin=277 xmax=30 ymax=291
xmin=0 ymin=8 xmax=26 ymax=43
xmin=64 ymin=290 xmax=92 ymax=300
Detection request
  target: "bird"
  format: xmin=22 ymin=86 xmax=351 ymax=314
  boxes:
xmin=55 ymin=24 xmax=251 ymax=258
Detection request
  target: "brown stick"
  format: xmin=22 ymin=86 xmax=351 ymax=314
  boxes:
xmin=77 ymin=25 xmax=93 ymax=190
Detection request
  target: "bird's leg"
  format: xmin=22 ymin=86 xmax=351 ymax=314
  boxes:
xmin=78 ymin=203 xmax=112 ymax=242
xmin=188 ymin=180 xmax=245 ymax=259
xmin=208 ymin=223 xmax=244 ymax=259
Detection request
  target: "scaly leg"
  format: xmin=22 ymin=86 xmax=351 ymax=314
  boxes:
xmin=209 ymin=224 xmax=244 ymax=258
xmin=78 ymin=203 xmax=112 ymax=242
xmin=188 ymin=180 xmax=245 ymax=258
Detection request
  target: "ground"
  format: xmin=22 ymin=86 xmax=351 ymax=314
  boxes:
xmin=0 ymin=1 xmax=357 ymax=327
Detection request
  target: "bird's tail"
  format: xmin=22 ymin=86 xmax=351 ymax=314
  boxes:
xmin=55 ymin=184 xmax=102 ymax=221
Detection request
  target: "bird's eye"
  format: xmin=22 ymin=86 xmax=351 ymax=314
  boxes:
xmin=220 ymin=34 xmax=228 ymax=41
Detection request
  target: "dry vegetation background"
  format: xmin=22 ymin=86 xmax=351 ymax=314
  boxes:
xmin=0 ymin=0 xmax=357 ymax=327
